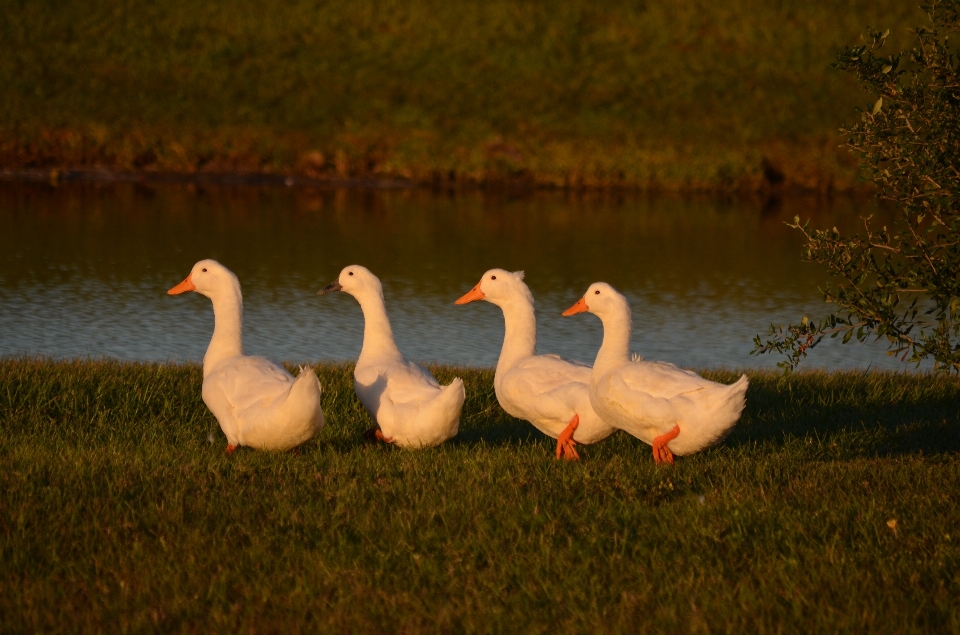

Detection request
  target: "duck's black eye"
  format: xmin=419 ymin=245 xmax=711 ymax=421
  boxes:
xmin=348 ymin=271 xmax=354 ymax=276
xmin=594 ymin=290 xmax=600 ymax=295
xmin=491 ymin=275 xmax=497 ymax=280
xmin=202 ymin=268 xmax=207 ymax=272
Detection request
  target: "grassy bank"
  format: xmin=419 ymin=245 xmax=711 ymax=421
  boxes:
xmin=0 ymin=1 xmax=925 ymax=191
xmin=1 ymin=358 xmax=958 ymax=633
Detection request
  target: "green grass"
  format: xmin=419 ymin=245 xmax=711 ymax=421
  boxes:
xmin=1 ymin=358 xmax=959 ymax=633
xmin=0 ymin=0 xmax=927 ymax=190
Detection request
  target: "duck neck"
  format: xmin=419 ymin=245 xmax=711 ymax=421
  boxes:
xmin=356 ymin=289 xmax=402 ymax=361
xmin=496 ymin=298 xmax=537 ymax=375
xmin=204 ymin=286 xmax=245 ymax=376
xmin=594 ymin=304 xmax=633 ymax=376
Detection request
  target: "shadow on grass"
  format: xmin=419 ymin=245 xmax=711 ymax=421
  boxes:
xmin=450 ymin=368 xmax=960 ymax=457
xmin=5 ymin=360 xmax=957 ymax=459
xmin=231 ymin=367 xmax=960 ymax=458
xmin=453 ymin=416 xmax=539 ymax=448
xmin=725 ymin=370 xmax=960 ymax=456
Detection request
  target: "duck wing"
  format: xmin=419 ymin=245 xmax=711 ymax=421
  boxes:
xmin=616 ymin=360 xmax=715 ymax=401
xmin=369 ymin=358 xmax=462 ymax=446
xmin=499 ymin=354 xmax=591 ymax=421
xmin=510 ymin=354 xmax=591 ymax=390
xmin=213 ymin=356 xmax=296 ymax=411
xmin=377 ymin=358 xmax=443 ymax=407
xmin=594 ymin=361 xmax=713 ymax=433
xmin=354 ymin=357 xmax=432 ymax=421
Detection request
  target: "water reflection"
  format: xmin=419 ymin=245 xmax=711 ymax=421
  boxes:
xmin=0 ymin=182 xmax=909 ymax=370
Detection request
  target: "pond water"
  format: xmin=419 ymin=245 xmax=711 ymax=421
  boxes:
xmin=0 ymin=181 xmax=909 ymax=371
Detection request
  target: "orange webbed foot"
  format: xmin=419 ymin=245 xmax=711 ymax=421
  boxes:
xmin=652 ymin=425 xmax=680 ymax=465
xmin=364 ymin=428 xmax=394 ymax=444
xmin=225 ymin=444 xmax=238 ymax=455
xmin=555 ymin=414 xmax=580 ymax=461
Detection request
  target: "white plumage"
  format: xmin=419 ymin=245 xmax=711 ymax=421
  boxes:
xmin=564 ymin=282 xmax=747 ymax=464
xmin=168 ymin=259 xmax=325 ymax=453
xmin=319 ymin=265 xmax=463 ymax=449
xmin=456 ymin=268 xmax=615 ymax=459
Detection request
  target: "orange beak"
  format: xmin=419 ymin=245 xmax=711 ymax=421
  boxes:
xmin=167 ymin=274 xmax=196 ymax=295
xmin=562 ymin=297 xmax=589 ymax=316
xmin=455 ymin=281 xmax=485 ymax=305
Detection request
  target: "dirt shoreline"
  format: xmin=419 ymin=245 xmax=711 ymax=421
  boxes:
xmin=0 ymin=167 xmax=873 ymax=196
xmin=0 ymin=168 xmax=415 ymax=190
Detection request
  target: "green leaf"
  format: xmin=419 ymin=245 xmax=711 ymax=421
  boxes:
xmin=786 ymin=12 xmax=959 ymax=374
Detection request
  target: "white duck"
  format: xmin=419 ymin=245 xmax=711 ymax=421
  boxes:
xmin=167 ymin=259 xmax=325 ymax=453
xmin=456 ymin=269 xmax=615 ymax=459
xmin=563 ymin=282 xmax=748 ymax=464
xmin=318 ymin=265 xmax=464 ymax=448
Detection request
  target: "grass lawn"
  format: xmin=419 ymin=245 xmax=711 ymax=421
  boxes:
xmin=0 ymin=0 xmax=927 ymax=190
xmin=1 ymin=358 xmax=958 ymax=633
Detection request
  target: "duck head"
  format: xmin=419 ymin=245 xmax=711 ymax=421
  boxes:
xmin=318 ymin=264 xmax=383 ymax=300
xmin=167 ymin=259 xmax=240 ymax=300
xmin=562 ymin=282 xmax=630 ymax=319
xmin=455 ymin=269 xmax=531 ymax=307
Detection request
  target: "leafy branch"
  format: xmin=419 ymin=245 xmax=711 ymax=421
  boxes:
xmin=753 ymin=0 xmax=960 ymax=373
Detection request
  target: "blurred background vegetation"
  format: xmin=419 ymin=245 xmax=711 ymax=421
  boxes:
xmin=0 ymin=0 xmax=923 ymax=190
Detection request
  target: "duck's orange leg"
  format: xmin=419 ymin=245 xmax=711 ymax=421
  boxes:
xmin=364 ymin=427 xmax=395 ymax=444
xmin=556 ymin=414 xmax=580 ymax=461
xmin=225 ymin=444 xmax=238 ymax=455
xmin=652 ymin=425 xmax=680 ymax=465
